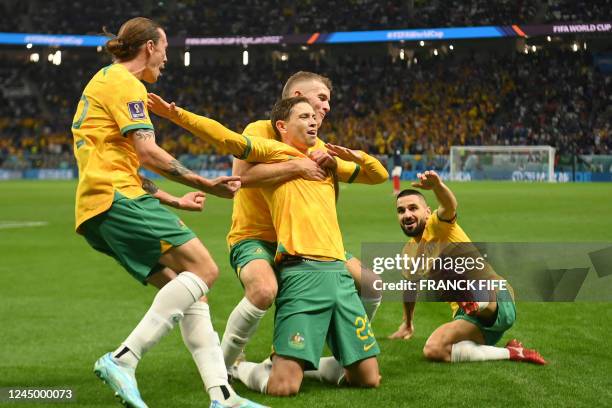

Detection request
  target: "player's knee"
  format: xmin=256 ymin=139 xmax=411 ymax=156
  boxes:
xmin=357 ymin=371 xmax=381 ymax=388
xmin=198 ymin=262 xmax=219 ymax=286
xmin=423 ymin=340 xmax=448 ymax=362
xmin=247 ymin=285 xmax=277 ymax=309
xmin=244 ymin=271 xmax=278 ymax=309
xmin=268 ymin=378 xmax=300 ymax=396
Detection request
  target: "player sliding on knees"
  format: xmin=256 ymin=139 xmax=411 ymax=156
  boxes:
xmin=388 ymin=170 xmax=546 ymax=365
xmin=148 ymin=95 xmax=385 ymax=395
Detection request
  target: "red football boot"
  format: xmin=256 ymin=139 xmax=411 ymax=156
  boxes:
xmin=505 ymin=339 xmax=547 ymax=365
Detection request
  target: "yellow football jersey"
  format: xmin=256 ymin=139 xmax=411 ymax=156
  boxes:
xmin=262 ymin=174 xmax=345 ymax=262
xmin=403 ymin=211 xmax=506 ymax=314
xmin=71 ymin=64 xmax=154 ymax=232
xmin=226 ymin=120 xmax=386 ymax=247
xmin=169 ymin=111 xmax=387 ymax=256
xmin=227 ymin=120 xmax=279 ymax=247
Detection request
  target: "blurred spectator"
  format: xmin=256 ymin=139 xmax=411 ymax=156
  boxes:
xmin=1 ymin=46 xmax=610 ymax=170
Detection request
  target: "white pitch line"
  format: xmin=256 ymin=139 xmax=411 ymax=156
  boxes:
xmin=0 ymin=221 xmax=49 ymax=230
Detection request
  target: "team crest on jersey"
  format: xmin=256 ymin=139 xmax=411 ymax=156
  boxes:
xmin=127 ymin=101 xmax=146 ymax=120
xmin=289 ymin=332 xmax=305 ymax=350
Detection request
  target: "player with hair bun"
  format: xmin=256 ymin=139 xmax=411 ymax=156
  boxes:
xmin=72 ymin=16 xmax=265 ymax=408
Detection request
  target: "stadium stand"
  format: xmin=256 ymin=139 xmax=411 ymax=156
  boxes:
xmin=0 ymin=1 xmax=610 ymax=171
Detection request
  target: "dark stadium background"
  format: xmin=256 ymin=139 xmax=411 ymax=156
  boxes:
xmin=1 ymin=1 xmax=611 ymax=407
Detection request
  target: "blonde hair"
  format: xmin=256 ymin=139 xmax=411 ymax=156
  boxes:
xmin=281 ymin=71 xmax=332 ymax=98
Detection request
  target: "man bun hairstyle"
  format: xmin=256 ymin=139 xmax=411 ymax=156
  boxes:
xmin=104 ymin=17 xmax=162 ymax=61
xmin=282 ymin=71 xmax=333 ymax=98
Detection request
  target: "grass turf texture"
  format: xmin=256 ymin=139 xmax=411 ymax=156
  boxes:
xmin=1 ymin=180 xmax=611 ymax=408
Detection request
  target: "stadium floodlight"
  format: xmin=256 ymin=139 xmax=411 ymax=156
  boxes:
xmin=531 ymin=45 xmax=536 ymax=52
xmin=243 ymin=50 xmax=248 ymax=65
xmin=399 ymin=49 xmax=405 ymax=60
xmin=419 ymin=41 xmax=425 ymax=46
xmin=184 ymin=51 xmax=190 ymax=67
xmin=449 ymin=44 xmax=454 ymax=50
xmin=26 ymin=43 xmax=32 ymax=49
xmin=433 ymin=49 xmax=438 ymax=56
xmin=52 ymin=50 xmax=61 ymax=65
xmin=29 ymin=53 xmax=39 ymax=62
xmin=449 ymin=145 xmax=556 ymax=182
xmin=97 ymin=45 xmax=102 ymax=52
xmin=572 ymin=43 xmax=579 ymax=52
xmin=546 ymin=36 xmax=552 ymax=42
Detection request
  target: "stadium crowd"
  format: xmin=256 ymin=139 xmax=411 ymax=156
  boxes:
xmin=14 ymin=0 xmax=609 ymax=36
xmin=1 ymin=45 xmax=610 ymax=171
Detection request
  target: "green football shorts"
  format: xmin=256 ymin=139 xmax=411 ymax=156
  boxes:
xmin=81 ymin=191 xmax=196 ymax=284
xmin=453 ymin=289 xmax=516 ymax=345
xmin=273 ymin=258 xmax=380 ymax=369
xmin=229 ymin=239 xmax=276 ymax=276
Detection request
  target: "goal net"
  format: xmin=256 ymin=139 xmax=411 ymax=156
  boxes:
xmin=449 ymin=146 xmax=556 ymax=182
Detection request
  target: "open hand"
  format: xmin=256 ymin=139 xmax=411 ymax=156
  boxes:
xmin=325 ymin=143 xmax=363 ymax=162
xmin=411 ymin=170 xmax=442 ymax=190
xmin=147 ymin=92 xmax=179 ymax=120
xmin=309 ymin=150 xmax=337 ymax=171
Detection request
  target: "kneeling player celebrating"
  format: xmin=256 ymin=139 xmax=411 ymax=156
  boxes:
xmin=389 ymin=171 xmax=546 ymax=365
xmin=148 ymin=95 xmax=383 ymax=394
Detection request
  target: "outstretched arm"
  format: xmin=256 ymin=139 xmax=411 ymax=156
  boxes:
xmin=147 ymin=93 xmax=301 ymax=163
xmin=141 ymin=177 xmax=206 ymax=211
xmin=325 ymin=143 xmax=389 ymax=185
xmin=130 ymin=128 xmax=240 ymax=199
xmin=412 ymin=170 xmax=457 ymax=221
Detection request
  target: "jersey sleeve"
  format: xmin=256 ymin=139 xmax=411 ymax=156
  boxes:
xmin=106 ymin=79 xmax=154 ymax=136
xmin=174 ymin=108 xmax=304 ymax=163
xmin=336 ymin=152 xmax=389 ymax=184
xmin=428 ymin=210 xmax=457 ymax=238
xmin=242 ymin=136 xmax=304 ymax=163
xmin=336 ymin=158 xmax=361 ymax=183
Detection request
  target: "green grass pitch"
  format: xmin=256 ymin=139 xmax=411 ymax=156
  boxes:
xmin=1 ymin=180 xmax=611 ymax=407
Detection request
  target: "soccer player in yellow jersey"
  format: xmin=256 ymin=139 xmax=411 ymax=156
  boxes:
xmin=148 ymin=72 xmax=384 ymax=374
xmin=71 ymin=17 xmax=265 ymax=408
xmin=147 ymin=95 xmax=383 ymax=395
xmin=221 ymin=72 xmax=384 ymax=372
xmin=389 ymin=171 xmax=546 ymax=365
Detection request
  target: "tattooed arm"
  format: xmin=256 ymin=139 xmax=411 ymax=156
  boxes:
xmin=141 ymin=176 xmax=205 ymax=212
xmin=129 ymin=128 xmax=240 ymax=199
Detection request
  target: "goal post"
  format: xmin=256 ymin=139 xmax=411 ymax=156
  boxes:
xmin=449 ymin=145 xmax=556 ymax=182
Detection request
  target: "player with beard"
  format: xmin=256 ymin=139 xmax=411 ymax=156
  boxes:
xmin=389 ymin=170 xmax=546 ymax=365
